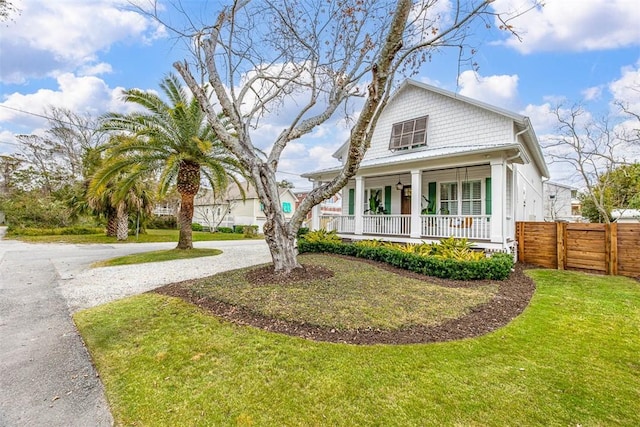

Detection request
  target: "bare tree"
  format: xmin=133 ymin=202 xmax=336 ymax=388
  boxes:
xmin=193 ymin=187 xmax=238 ymax=232
xmin=0 ymin=0 xmax=19 ymax=23
xmin=544 ymin=104 xmax=639 ymax=224
xmin=0 ymin=155 xmax=21 ymax=195
xmin=15 ymin=107 xmax=109 ymax=194
xmin=153 ymin=0 xmax=535 ymax=273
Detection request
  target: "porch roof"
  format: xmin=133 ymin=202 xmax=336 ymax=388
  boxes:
xmin=302 ymin=142 xmax=526 ymax=180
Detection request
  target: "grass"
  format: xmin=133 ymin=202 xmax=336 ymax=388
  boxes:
xmin=190 ymin=254 xmax=498 ymax=330
xmin=75 ymin=267 xmax=640 ymax=426
xmin=91 ymin=248 xmax=223 ymax=267
xmin=8 ymin=229 xmax=259 ymax=244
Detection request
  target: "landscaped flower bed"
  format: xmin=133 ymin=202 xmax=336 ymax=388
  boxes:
xmin=298 ymin=231 xmax=514 ymax=280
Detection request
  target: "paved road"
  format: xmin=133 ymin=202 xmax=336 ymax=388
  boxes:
xmin=0 ymin=229 xmax=271 ymax=426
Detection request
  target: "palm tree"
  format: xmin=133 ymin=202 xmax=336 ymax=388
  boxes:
xmin=94 ymin=74 xmax=246 ymax=249
xmin=86 ymin=146 xmax=155 ymax=240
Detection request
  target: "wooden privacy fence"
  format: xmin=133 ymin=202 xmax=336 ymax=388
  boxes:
xmin=516 ymin=222 xmax=640 ymax=278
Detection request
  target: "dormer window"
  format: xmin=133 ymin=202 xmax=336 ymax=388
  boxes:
xmin=389 ymin=115 xmax=428 ymax=151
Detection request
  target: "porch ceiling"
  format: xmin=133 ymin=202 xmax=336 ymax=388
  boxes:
xmin=303 ymin=142 xmax=524 ymax=180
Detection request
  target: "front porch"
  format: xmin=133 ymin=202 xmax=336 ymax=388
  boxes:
xmin=309 ymin=161 xmax=517 ymax=251
xmin=321 ymin=214 xmax=492 ymax=241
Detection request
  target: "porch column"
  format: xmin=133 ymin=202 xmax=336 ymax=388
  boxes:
xmin=354 ymin=176 xmax=364 ymax=235
xmin=311 ymin=181 xmax=321 ymax=231
xmin=490 ymin=160 xmax=505 ymax=244
xmin=410 ymin=169 xmax=422 ymax=238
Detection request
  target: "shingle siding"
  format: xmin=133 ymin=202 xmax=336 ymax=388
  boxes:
xmin=364 ymin=85 xmax=513 ymax=161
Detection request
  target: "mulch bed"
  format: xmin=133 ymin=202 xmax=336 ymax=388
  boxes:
xmin=153 ymin=255 xmax=536 ymax=345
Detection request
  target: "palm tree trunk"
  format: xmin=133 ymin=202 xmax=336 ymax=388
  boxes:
xmin=177 ymin=193 xmax=195 ymax=249
xmin=116 ymin=212 xmax=129 ymax=241
xmin=106 ymin=214 xmax=118 ymax=237
xmin=176 ymin=160 xmax=200 ymax=250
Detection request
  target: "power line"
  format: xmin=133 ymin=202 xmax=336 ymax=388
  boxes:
xmin=0 ymin=104 xmax=98 ymax=132
xmin=0 ymin=104 xmax=52 ymax=121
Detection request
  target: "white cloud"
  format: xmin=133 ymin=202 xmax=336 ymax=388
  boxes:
xmin=582 ymin=86 xmax=603 ymax=101
xmin=609 ymin=60 xmax=640 ymax=114
xmin=79 ymin=63 xmax=114 ymax=77
xmin=457 ymin=70 xmax=519 ymax=109
xmin=0 ymin=73 xmax=132 ymax=135
xmin=0 ymin=0 xmax=165 ymax=83
xmin=492 ymin=0 xmax=640 ymax=54
xmin=522 ymin=103 xmax=557 ymax=134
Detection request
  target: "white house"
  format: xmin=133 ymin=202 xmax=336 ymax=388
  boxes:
xmin=193 ymin=182 xmax=298 ymax=233
xmin=611 ymin=209 xmax=640 ymax=223
xmin=303 ymin=79 xmax=550 ymax=252
xmin=543 ymin=181 xmax=582 ymax=222
xmin=295 ymin=191 xmax=343 ymax=229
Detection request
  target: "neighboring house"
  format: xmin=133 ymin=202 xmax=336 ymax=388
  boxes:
xmin=193 ymin=182 xmax=298 ymax=233
xmin=303 ymin=79 xmax=550 ymax=252
xmin=611 ymin=209 xmax=640 ymax=223
xmin=152 ymin=201 xmax=179 ymax=217
xmin=295 ymin=191 xmax=343 ymax=228
xmin=543 ymin=181 xmax=582 ymax=222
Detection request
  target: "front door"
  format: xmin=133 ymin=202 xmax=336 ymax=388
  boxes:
xmin=401 ymin=186 xmax=411 ymax=215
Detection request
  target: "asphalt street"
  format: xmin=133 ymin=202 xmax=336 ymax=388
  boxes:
xmin=0 ymin=228 xmax=271 ymax=426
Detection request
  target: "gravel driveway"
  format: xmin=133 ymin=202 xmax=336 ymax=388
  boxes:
xmin=57 ymin=239 xmax=272 ymax=313
xmin=0 ymin=229 xmax=270 ymax=427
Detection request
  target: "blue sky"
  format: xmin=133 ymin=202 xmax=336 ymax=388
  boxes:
xmin=1 ymin=0 xmax=639 ymax=190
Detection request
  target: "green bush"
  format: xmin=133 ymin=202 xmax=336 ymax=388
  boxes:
xmin=7 ymin=226 xmax=104 ymax=236
xmin=1 ymin=192 xmax=74 ymax=228
xmin=243 ymin=225 xmax=258 ymax=238
xmin=298 ymin=235 xmax=514 ymax=281
xmin=191 ymin=223 xmax=203 ymax=232
xmin=216 ymin=227 xmax=234 ymax=233
xmin=233 ymin=225 xmax=255 ymax=233
xmin=146 ymin=216 xmax=177 ymax=229
xmin=300 ymin=229 xmax=342 ymax=244
xmin=296 ymin=227 xmax=310 ymax=238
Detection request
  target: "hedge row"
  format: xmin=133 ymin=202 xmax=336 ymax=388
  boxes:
xmin=297 ymin=240 xmax=514 ymax=281
xmin=7 ymin=226 xmax=104 ymax=236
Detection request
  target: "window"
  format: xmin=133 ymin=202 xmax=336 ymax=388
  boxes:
xmin=365 ymin=188 xmax=384 ymax=214
xmin=462 ymin=180 xmax=482 ymax=215
xmin=282 ymin=202 xmax=292 ymax=213
xmin=389 ymin=116 xmax=428 ymax=150
xmin=440 ymin=182 xmax=458 ymax=215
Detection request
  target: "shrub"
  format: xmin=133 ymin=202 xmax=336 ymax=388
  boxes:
xmin=191 ymin=223 xmax=203 ymax=232
xmin=296 ymin=227 xmax=310 ymax=238
xmin=147 ymin=216 xmax=177 ymax=229
xmin=243 ymin=225 xmax=258 ymax=238
xmin=298 ymin=236 xmax=514 ymax=281
xmin=216 ymin=226 xmax=234 ymax=233
xmin=7 ymin=226 xmax=104 ymax=236
xmin=299 ymin=229 xmax=342 ymax=244
xmin=233 ymin=225 xmax=256 ymax=234
xmin=1 ymin=192 xmax=74 ymax=228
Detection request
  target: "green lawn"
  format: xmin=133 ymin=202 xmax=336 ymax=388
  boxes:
xmin=75 ymin=268 xmax=640 ymax=426
xmin=188 ymin=254 xmax=498 ymax=330
xmin=91 ymin=248 xmax=223 ymax=267
xmin=9 ymin=229 xmax=259 ymax=244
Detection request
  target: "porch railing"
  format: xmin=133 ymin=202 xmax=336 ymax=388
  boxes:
xmin=324 ymin=215 xmax=355 ymax=233
xmin=363 ymin=214 xmax=411 ymax=236
xmin=320 ymin=214 xmax=491 ymax=240
xmin=420 ymin=215 xmax=490 ymax=240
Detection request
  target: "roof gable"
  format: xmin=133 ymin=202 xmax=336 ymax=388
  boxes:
xmin=331 ymin=78 xmax=549 ymax=178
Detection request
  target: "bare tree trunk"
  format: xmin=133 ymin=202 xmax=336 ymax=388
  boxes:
xmin=257 ymin=169 xmax=300 ymax=273
xmin=116 ymin=212 xmax=129 ymax=241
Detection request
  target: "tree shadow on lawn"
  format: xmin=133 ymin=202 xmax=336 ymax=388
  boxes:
xmin=154 ymin=255 xmax=536 ymax=345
